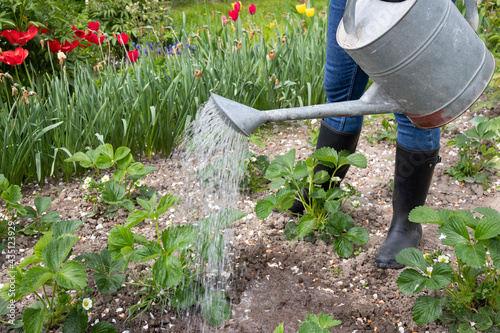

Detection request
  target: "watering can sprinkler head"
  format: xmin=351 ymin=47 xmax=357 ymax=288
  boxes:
xmin=210 ymin=93 xmax=268 ymax=137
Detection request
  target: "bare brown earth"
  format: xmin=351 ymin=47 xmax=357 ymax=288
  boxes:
xmin=2 ymin=101 xmax=500 ymax=332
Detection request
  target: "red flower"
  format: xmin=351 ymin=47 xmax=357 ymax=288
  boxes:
xmin=49 ymin=39 xmax=80 ymax=53
xmin=85 ymin=32 xmax=105 ymax=45
xmin=127 ymin=50 xmax=138 ymax=63
xmin=0 ymin=25 xmax=39 ymax=46
xmin=88 ymin=21 xmax=100 ymax=31
xmin=0 ymin=47 xmax=29 ymax=66
xmin=249 ymin=4 xmax=256 ymax=15
xmin=117 ymin=33 xmax=129 ymax=45
xmin=71 ymin=25 xmax=86 ymax=39
xmin=48 ymin=40 xmax=62 ymax=53
xmin=228 ymin=9 xmax=239 ymax=21
xmin=233 ymin=1 xmax=241 ymax=11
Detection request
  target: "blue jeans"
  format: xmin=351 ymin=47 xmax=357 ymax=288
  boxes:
xmin=323 ymin=0 xmax=440 ymax=151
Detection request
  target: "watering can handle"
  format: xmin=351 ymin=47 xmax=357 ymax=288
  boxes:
xmin=343 ymin=0 xmax=479 ymax=39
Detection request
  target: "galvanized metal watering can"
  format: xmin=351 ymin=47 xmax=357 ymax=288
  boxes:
xmin=211 ymin=0 xmax=495 ymax=137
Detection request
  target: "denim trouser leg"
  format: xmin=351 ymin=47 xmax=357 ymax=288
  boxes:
xmin=323 ymin=0 xmax=441 ymax=150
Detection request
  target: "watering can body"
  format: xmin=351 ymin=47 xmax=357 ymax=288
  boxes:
xmin=210 ymin=0 xmax=495 ymax=137
xmin=337 ymin=0 xmax=495 ymax=128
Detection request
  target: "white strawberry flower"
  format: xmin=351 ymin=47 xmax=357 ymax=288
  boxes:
xmin=82 ymin=298 xmax=93 ymax=310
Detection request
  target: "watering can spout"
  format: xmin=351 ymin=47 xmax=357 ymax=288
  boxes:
xmin=210 ymin=83 xmax=399 ymax=138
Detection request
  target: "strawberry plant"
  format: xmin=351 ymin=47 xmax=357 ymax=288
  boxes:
xmin=395 ymin=206 xmax=500 ymax=331
xmin=0 ymin=220 xmax=103 ymax=332
xmin=107 ymin=192 xmax=243 ymax=325
xmin=255 ymin=148 xmax=369 ymax=258
xmin=445 ymin=116 xmax=500 ymax=189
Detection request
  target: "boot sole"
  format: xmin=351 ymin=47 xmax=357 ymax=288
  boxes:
xmin=374 ymin=260 xmax=405 ymax=270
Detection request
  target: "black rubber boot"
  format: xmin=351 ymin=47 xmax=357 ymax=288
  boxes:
xmin=286 ymin=121 xmax=361 ymax=214
xmin=375 ymin=143 xmax=441 ymax=269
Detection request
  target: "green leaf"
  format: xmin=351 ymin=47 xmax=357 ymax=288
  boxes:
xmin=297 ymin=214 xmax=317 ymax=238
xmin=292 ymin=160 xmax=308 ymax=179
xmin=94 ymin=272 xmax=125 ymax=295
xmin=201 ymin=297 xmax=231 ymax=326
xmin=34 ymin=231 xmax=53 ymax=257
xmin=438 ymin=216 xmax=470 ymax=245
xmin=130 ymin=243 xmax=162 ymax=262
xmin=474 ymin=207 xmax=500 ymax=220
xmin=311 ymin=147 xmax=338 ymax=168
xmin=474 ymin=216 xmax=500 ymax=240
xmin=325 ymin=212 xmax=351 ymax=236
xmin=455 ymin=243 xmax=486 ymax=269
xmin=96 ymin=144 xmax=114 ymax=159
xmin=171 ymin=284 xmax=197 ymax=309
xmin=162 ymin=225 xmax=197 ymax=253
xmin=63 ymin=305 xmax=88 ymax=333
xmin=333 ymin=236 xmax=354 ymax=258
xmin=23 ymin=305 xmax=47 ymax=333
xmin=408 ymin=206 xmax=443 ymax=225
xmin=426 ymin=262 xmax=453 ymax=290
xmin=265 ymin=163 xmax=287 ymax=179
xmin=157 ymin=194 xmax=181 ymax=214
xmin=298 ymin=321 xmax=324 ymax=333
xmin=126 ymin=162 xmax=146 ymax=175
xmin=95 ymin=155 xmax=114 ymax=169
xmin=18 ymin=266 xmax=53 ymax=295
xmin=113 ymin=169 xmax=126 ymax=182
xmin=397 ymin=268 xmax=427 ymax=295
xmin=269 ymin=178 xmax=286 ymax=190
xmin=0 ymin=174 xmax=9 ymax=191
xmin=274 ymin=149 xmax=296 ymax=173
xmin=2 ymin=185 xmax=22 ymax=204
xmin=43 ymin=235 xmax=78 ymax=272
xmin=124 ymin=210 xmax=149 ymax=229
xmin=324 ymin=200 xmax=340 ymax=213
xmin=116 ymin=153 xmax=133 ymax=171
xmin=309 ymin=188 xmax=326 ymax=199
xmin=153 ymin=255 xmax=183 ymax=289
xmin=317 ymin=313 xmax=341 ymax=328
xmin=52 ymin=220 xmax=83 ymax=238
xmin=40 ymin=210 xmax=61 ymax=223
xmin=54 ymin=261 xmax=88 ymax=290
xmin=277 ymin=188 xmax=296 ymax=210
xmin=412 ymin=295 xmax=444 ymax=325
xmin=101 ymin=182 xmax=126 ymax=204
xmin=108 ymin=226 xmax=135 ymax=261
xmin=64 ymin=152 xmax=91 ymax=164
xmin=114 ymin=147 xmax=131 ymax=162
xmin=34 ymin=196 xmax=51 ymax=214
xmin=345 ymin=153 xmax=367 ymax=168
xmin=19 ymin=255 xmax=42 ymax=268
xmin=74 ymin=253 xmax=104 ymax=273
xmin=344 ymin=227 xmax=369 ymax=245
xmin=273 ymin=323 xmax=284 ymax=333
xmin=90 ymin=321 xmax=117 ymax=333
xmin=284 ymin=221 xmax=298 ymax=240
xmin=488 ymin=239 xmax=500 ymax=269
xmin=255 ymin=195 xmax=277 ymax=219
xmin=395 ymin=247 xmax=427 ymax=272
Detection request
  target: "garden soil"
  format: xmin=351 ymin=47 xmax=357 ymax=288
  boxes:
xmin=3 ymin=101 xmax=500 ymax=333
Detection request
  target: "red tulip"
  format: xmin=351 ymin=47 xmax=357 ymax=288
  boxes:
xmin=88 ymin=21 xmax=100 ymax=31
xmin=117 ymin=33 xmax=129 ymax=45
xmin=233 ymin=1 xmax=241 ymax=11
xmin=249 ymin=4 xmax=256 ymax=15
xmin=0 ymin=47 xmax=29 ymax=66
xmin=48 ymin=39 xmax=62 ymax=53
xmin=85 ymin=32 xmax=105 ymax=45
xmin=127 ymin=50 xmax=138 ymax=63
xmin=228 ymin=9 xmax=239 ymax=21
xmin=71 ymin=25 xmax=86 ymax=39
xmin=0 ymin=25 xmax=39 ymax=46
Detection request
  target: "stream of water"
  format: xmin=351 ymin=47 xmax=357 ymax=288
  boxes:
xmin=173 ymin=98 xmax=248 ymax=330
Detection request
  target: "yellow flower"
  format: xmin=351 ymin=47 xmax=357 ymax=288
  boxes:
xmin=266 ymin=22 xmax=275 ymax=28
xmin=306 ymin=7 xmax=315 ymax=17
xmin=296 ymin=3 xmax=306 ymax=14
